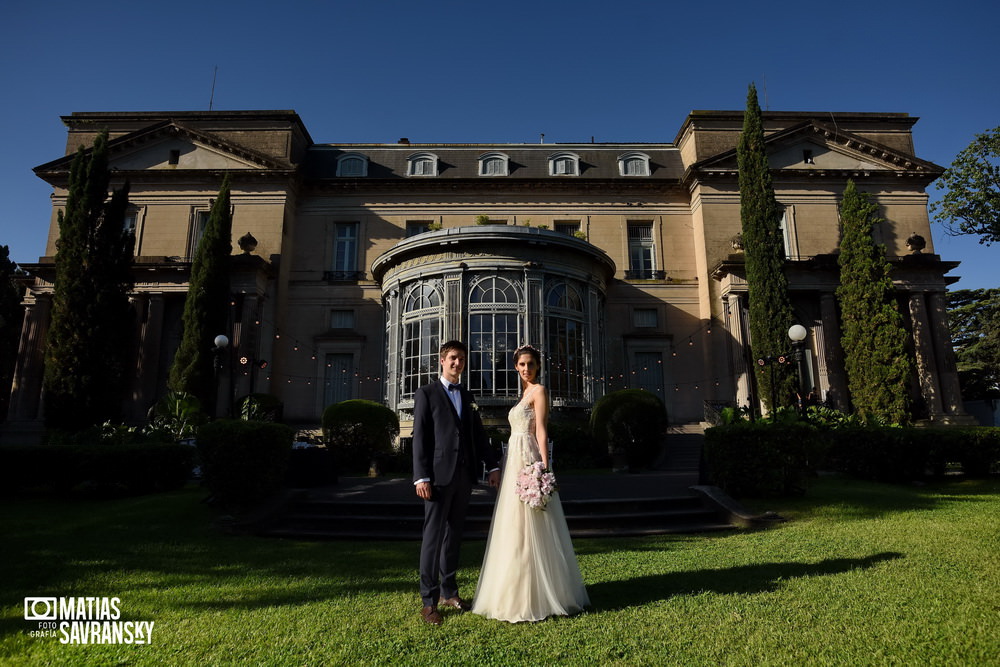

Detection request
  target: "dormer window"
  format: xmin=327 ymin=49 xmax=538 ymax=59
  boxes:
xmin=336 ymin=153 xmax=368 ymax=177
xmin=549 ymin=152 xmax=579 ymax=176
xmin=407 ymin=152 xmax=438 ymax=177
xmin=618 ymin=152 xmax=650 ymax=177
xmin=479 ymin=152 xmax=509 ymax=176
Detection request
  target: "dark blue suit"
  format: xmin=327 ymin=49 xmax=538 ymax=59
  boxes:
xmin=413 ymin=379 xmax=498 ymax=607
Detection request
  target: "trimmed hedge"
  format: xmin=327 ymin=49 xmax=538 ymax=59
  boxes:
xmin=0 ymin=443 xmax=196 ymax=496
xmin=703 ymin=421 xmax=821 ymax=497
xmin=956 ymin=427 xmax=1000 ymax=477
xmin=826 ymin=426 xmax=1000 ymax=481
xmin=197 ymin=419 xmax=294 ymax=511
xmin=705 ymin=423 xmax=1000 ymax=497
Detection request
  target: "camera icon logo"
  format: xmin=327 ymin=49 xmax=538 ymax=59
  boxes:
xmin=24 ymin=597 xmax=57 ymax=621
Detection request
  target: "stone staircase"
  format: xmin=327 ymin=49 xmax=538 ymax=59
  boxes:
xmin=259 ymin=493 xmax=733 ymax=541
xmin=256 ymin=424 xmax=755 ymax=540
xmin=657 ymin=425 xmax=707 ymax=473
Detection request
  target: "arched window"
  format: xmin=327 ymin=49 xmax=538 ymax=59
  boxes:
xmin=545 ymin=282 xmax=585 ymax=400
xmin=548 ymin=152 xmax=579 ymax=176
xmin=401 ymin=283 xmax=442 ymax=399
xmin=468 ymin=276 xmax=521 ymax=397
xmin=618 ymin=152 xmax=650 ymax=177
xmin=336 ymin=153 xmax=368 ymax=177
xmin=407 ymin=152 xmax=438 ymax=177
xmin=478 ymin=152 xmax=509 ymax=176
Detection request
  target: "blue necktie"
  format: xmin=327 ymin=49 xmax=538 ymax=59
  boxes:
xmin=447 ymin=383 xmax=462 ymax=416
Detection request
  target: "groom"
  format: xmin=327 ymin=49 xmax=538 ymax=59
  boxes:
xmin=413 ymin=340 xmax=500 ymax=626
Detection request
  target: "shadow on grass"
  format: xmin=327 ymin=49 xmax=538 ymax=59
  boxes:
xmin=588 ymin=552 xmax=904 ymax=610
xmin=2 ymin=487 xmax=423 ymax=619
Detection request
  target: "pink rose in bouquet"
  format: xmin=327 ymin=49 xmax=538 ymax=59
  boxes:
xmin=515 ymin=461 xmax=557 ymax=510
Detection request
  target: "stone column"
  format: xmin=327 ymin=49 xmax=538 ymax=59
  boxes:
xmin=133 ymin=293 xmax=165 ymax=419
xmin=724 ymin=293 xmax=751 ymax=410
xmin=126 ymin=294 xmax=147 ymax=421
xmin=588 ymin=287 xmax=603 ymax=403
xmin=384 ymin=288 xmax=400 ymax=410
xmin=236 ymin=294 xmax=262 ymax=400
xmin=926 ymin=290 xmax=967 ymax=416
xmin=819 ymin=293 xmax=849 ymax=411
xmin=908 ymin=292 xmax=945 ymax=418
xmin=7 ymin=293 xmax=52 ymax=422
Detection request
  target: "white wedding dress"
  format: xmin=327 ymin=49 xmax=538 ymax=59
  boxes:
xmin=471 ymin=395 xmax=590 ymax=622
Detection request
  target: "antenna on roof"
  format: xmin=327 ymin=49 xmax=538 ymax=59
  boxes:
xmin=209 ymin=66 xmax=218 ymax=111
xmin=540 ymin=133 xmax=545 ymax=144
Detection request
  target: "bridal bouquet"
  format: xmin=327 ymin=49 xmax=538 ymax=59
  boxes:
xmin=515 ymin=461 xmax=557 ymax=511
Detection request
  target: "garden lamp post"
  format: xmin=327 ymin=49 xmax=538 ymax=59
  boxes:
xmin=213 ymin=334 xmax=229 ymax=417
xmin=787 ymin=324 xmax=808 ymax=413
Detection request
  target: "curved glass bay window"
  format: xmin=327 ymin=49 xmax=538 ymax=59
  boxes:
xmin=373 ymin=226 xmax=616 ymax=416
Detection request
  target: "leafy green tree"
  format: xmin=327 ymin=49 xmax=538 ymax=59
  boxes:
xmin=836 ymin=180 xmax=913 ymax=424
xmin=946 ymin=288 xmax=1000 ymax=399
xmin=0 ymin=245 xmax=25 ymax=421
xmin=168 ymin=174 xmax=233 ymax=411
xmin=737 ymin=83 xmax=797 ymax=412
xmin=43 ymin=131 xmax=135 ymax=430
xmin=930 ymin=126 xmax=1000 ymax=245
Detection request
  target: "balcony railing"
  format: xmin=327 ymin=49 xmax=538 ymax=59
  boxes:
xmin=624 ymin=269 xmax=666 ymax=280
xmin=323 ymin=270 xmax=365 ymax=282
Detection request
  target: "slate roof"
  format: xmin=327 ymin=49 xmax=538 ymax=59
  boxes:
xmin=302 ymin=144 xmax=684 ymax=181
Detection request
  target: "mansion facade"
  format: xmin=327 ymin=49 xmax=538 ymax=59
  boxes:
xmin=6 ymin=109 xmax=969 ymax=433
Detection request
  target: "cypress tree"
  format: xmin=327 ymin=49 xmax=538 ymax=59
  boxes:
xmin=0 ymin=245 xmax=25 ymax=421
xmin=737 ymin=83 xmax=797 ymax=412
xmin=43 ymin=131 xmax=135 ymax=430
xmin=168 ymin=174 xmax=233 ymax=410
xmin=836 ymin=180 xmax=912 ymax=423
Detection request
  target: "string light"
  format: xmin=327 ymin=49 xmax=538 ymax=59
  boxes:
xmin=237 ymin=309 xmax=727 ymax=392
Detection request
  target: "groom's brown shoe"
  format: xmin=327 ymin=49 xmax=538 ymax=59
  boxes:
xmin=439 ymin=596 xmax=471 ymax=612
xmin=421 ymin=606 xmax=443 ymax=626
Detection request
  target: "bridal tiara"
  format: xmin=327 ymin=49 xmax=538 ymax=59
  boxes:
xmin=513 ymin=343 xmax=541 ymax=360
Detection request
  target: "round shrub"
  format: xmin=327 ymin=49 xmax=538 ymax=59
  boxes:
xmin=322 ymin=399 xmax=400 ymax=473
xmin=590 ymin=389 xmax=668 ymax=470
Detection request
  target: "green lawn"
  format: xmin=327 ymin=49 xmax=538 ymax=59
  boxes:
xmin=2 ymin=477 xmax=998 ymax=666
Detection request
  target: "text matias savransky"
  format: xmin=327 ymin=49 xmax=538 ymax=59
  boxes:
xmin=24 ymin=596 xmax=155 ymax=645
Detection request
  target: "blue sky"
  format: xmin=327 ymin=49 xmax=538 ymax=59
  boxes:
xmin=1 ymin=0 xmax=996 ymax=289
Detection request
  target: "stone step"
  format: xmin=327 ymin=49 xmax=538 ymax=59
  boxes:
xmin=263 ymin=521 xmax=735 ymax=541
xmin=260 ymin=494 xmax=732 ymax=540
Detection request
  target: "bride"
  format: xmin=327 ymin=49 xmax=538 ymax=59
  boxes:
xmin=471 ymin=344 xmax=590 ymax=622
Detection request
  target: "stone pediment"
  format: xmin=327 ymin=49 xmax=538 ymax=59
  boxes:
xmin=692 ymin=121 xmax=944 ymax=177
xmin=34 ymin=121 xmax=291 ymax=178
